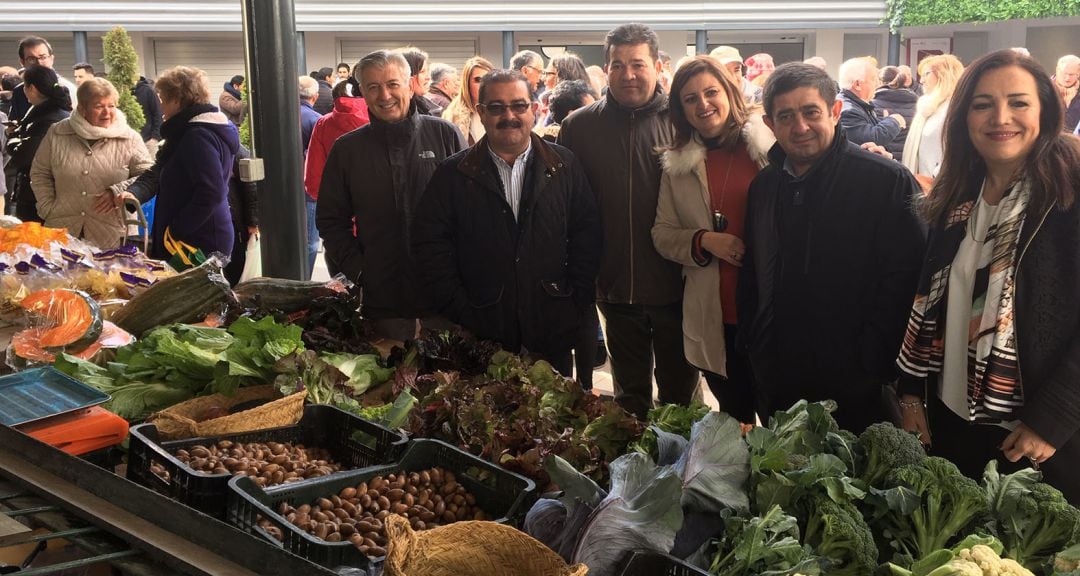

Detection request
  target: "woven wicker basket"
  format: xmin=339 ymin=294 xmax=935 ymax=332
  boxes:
xmin=146 ymin=385 xmax=306 ymax=440
xmin=383 ymin=515 xmax=588 ymax=576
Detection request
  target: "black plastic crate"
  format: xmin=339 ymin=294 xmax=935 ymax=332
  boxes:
xmin=618 ymin=550 xmax=711 ymax=576
xmin=226 ymin=438 xmax=536 ymax=572
xmin=127 ymin=403 xmax=407 ymax=518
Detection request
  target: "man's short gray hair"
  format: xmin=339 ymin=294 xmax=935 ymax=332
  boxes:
xmin=838 ymin=57 xmax=875 ymax=90
xmin=429 ymin=63 xmax=456 ymax=86
xmin=1058 ymin=54 xmax=1080 ymax=72
xmin=355 ymin=50 xmax=411 ymax=82
xmin=298 ymin=75 xmax=319 ymax=99
xmin=510 ymin=50 xmax=543 ymax=71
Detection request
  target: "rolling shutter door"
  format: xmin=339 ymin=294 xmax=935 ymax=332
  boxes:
xmin=339 ymin=38 xmax=477 ymax=70
xmin=0 ymin=34 xmax=104 ymax=81
xmin=152 ymin=38 xmax=246 ymax=100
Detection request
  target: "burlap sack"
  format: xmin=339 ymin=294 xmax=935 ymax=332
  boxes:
xmin=383 ymin=515 xmax=588 ymax=576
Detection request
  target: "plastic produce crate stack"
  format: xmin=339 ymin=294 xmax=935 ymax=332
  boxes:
xmin=226 ymin=438 xmax=536 ymax=573
xmin=127 ymin=404 xmax=407 ymax=518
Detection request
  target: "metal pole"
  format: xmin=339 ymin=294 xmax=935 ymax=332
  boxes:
xmin=696 ymin=30 xmax=708 ymax=55
xmin=502 ymin=31 xmax=514 ymax=68
xmin=241 ymin=0 xmax=307 ymax=280
xmin=296 ymin=31 xmax=306 ymax=76
xmin=888 ymin=31 xmax=901 ymax=66
xmin=73 ymin=31 xmax=88 ymax=64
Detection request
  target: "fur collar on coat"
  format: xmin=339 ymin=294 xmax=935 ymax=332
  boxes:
xmin=661 ymin=113 xmax=775 ymax=176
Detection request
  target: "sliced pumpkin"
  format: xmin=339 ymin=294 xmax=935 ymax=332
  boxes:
xmin=20 ymin=289 xmax=104 ymax=349
xmin=12 ymin=320 xmax=132 ymax=364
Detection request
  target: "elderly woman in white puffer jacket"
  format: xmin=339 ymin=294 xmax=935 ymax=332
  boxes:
xmin=31 ymin=77 xmax=153 ymax=249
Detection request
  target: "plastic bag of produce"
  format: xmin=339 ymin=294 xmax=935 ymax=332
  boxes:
xmin=383 ymin=515 xmax=588 ymax=576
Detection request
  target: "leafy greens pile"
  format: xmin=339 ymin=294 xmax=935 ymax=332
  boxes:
xmin=273 ymin=349 xmax=397 ymax=417
xmin=54 ymin=317 xmax=303 ymax=419
xmin=407 ymin=349 xmax=643 ymax=490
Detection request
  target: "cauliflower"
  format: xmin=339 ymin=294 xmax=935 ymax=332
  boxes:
xmin=947 ymin=545 xmax=1036 ymax=576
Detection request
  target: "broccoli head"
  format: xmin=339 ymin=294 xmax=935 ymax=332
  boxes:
xmin=876 ymin=457 xmax=990 ymax=561
xmin=1002 ymin=482 xmax=1080 ymax=571
xmin=856 ymin=422 xmax=926 ymax=488
xmin=803 ymin=497 xmax=878 ymax=575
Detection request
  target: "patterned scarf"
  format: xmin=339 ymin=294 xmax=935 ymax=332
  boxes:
xmin=897 ymin=178 xmax=1030 ymax=422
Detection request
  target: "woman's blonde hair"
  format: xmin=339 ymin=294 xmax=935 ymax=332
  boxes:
xmin=457 ymin=56 xmax=494 ymax=111
xmin=76 ymin=77 xmax=119 ymax=109
xmin=155 ymin=66 xmax=212 ymax=108
xmin=916 ymin=54 xmax=964 ymax=117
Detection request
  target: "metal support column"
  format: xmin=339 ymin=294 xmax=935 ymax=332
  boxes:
xmin=73 ymin=31 xmax=88 ymax=64
xmin=502 ymin=31 xmax=515 ymax=68
xmin=296 ymin=31 xmax=307 ymax=77
xmin=241 ymin=0 xmax=307 ymax=279
xmin=696 ymin=30 xmax=708 ymax=55
xmin=888 ymin=31 xmax=901 ymax=66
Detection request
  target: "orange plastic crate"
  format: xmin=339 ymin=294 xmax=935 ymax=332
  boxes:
xmin=18 ymin=406 xmax=128 ymax=456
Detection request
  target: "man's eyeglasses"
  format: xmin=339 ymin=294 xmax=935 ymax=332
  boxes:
xmin=522 ymin=65 xmax=541 ymax=74
xmin=479 ymin=101 xmax=531 ymax=115
xmin=24 ymin=53 xmax=53 ymax=64
xmin=540 ymin=70 xmax=557 ymax=77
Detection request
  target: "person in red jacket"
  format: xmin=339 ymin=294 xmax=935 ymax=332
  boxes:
xmin=303 ymin=78 xmax=369 ymax=276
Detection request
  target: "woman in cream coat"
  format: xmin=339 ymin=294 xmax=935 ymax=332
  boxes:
xmin=31 ymin=77 xmax=152 ymax=249
xmin=652 ymin=57 xmax=773 ymax=424
xmin=901 ymin=54 xmax=963 ymax=192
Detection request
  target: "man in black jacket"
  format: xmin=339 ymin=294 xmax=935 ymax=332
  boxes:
xmin=133 ymin=76 xmax=162 ymax=156
xmin=414 ymin=70 xmax=602 ymax=375
xmin=837 ymin=57 xmax=906 ymax=149
xmin=738 ymin=63 xmax=926 ymax=432
xmin=558 ymin=23 xmax=699 ymax=418
xmin=317 ymin=50 xmax=464 ymax=340
xmin=312 ymin=67 xmax=334 ymax=115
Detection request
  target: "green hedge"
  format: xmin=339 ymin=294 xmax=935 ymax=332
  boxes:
xmin=885 ymin=0 xmax=1080 ymax=30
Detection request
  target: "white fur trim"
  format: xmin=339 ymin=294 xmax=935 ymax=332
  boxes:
xmin=189 ymin=111 xmax=231 ymax=125
xmin=661 ymin=114 xmax=775 ymax=175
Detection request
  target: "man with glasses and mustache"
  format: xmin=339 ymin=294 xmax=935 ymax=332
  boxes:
xmin=317 ymin=50 xmax=464 ymax=340
xmin=7 ymin=36 xmax=75 ymax=123
xmin=414 ymin=69 xmax=601 ymax=377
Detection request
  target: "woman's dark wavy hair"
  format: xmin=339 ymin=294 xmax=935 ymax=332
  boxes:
xmin=924 ymin=49 xmax=1080 ymax=226
xmin=21 ymin=65 xmax=70 ymax=109
xmin=667 ymin=56 xmax=747 ymax=151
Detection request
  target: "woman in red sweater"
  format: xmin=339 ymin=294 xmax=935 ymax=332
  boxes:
xmin=651 ymin=56 xmax=775 ymax=423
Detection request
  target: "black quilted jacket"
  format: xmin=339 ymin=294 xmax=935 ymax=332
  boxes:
xmin=413 ymin=133 xmax=602 ymax=357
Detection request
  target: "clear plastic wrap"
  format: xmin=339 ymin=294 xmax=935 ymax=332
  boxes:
xmin=6 ymin=288 xmax=134 ymax=370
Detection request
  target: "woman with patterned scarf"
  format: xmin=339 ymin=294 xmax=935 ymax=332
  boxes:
xmin=896 ymin=50 xmax=1080 ymax=503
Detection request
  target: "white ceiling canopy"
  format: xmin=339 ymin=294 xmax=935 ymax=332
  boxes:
xmin=0 ymin=0 xmax=888 ymax=32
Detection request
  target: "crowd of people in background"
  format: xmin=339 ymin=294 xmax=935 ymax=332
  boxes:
xmin=2 ymin=28 xmax=1079 ymax=503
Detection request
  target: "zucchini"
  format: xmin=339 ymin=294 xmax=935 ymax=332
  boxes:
xmin=233 ymin=278 xmax=345 ymax=313
xmin=112 ymin=260 xmax=236 ymax=336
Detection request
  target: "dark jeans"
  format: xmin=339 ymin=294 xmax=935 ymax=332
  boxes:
xmin=598 ymin=301 xmax=700 ymax=420
xmin=701 ymin=324 xmax=758 ymax=424
xmin=927 ymin=394 xmax=1080 ymax=505
xmin=571 ymin=304 xmax=599 ymax=390
xmin=223 ymin=228 xmax=251 ymax=286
